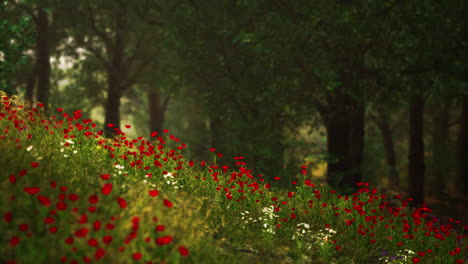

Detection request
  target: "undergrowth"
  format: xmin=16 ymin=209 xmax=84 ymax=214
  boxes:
xmin=0 ymin=92 xmax=467 ymax=264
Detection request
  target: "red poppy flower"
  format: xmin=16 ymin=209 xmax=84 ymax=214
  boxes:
xmin=9 ymin=236 xmax=20 ymax=247
xmin=163 ymin=199 xmax=173 ymax=208
xmin=101 ymin=183 xmax=112 ymax=195
xmin=75 ymin=228 xmax=89 ymax=237
xmin=93 ymin=221 xmax=101 ymax=231
xmin=4 ymin=212 xmax=12 ymax=223
xmin=178 ymin=246 xmax=189 ymax=256
xmin=89 ymin=194 xmax=98 ymax=204
xmin=37 ymin=195 xmax=51 ymax=206
xmin=95 ymin=248 xmax=105 ymax=260
xmin=155 ymin=236 xmax=173 ymax=245
xmin=102 ymin=235 xmax=112 ymax=245
xmin=116 ymin=197 xmax=127 ymax=208
xmin=88 ymin=238 xmax=98 ymax=247
xmin=56 ymin=201 xmax=67 ymax=210
xmin=44 ymin=217 xmax=55 ymax=224
xmin=65 ymin=237 xmax=74 ymax=245
xmin=79 ymin=214 xmax=88 ymax=224
xmin=49 ymin=226 xmax=58 ymax=233
xmin=68 ymin=194 xmax=79 ymax=201
xmin=132 ymin=253 xmax=142 ymax=260
xmin=19 ymin=224 xmax=28 ymax=231
xmin=24 ymin=187 xmax=40 ymax=195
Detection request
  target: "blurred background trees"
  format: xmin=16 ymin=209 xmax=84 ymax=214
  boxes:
xmin=1 ymin=0 xmax=467 ymax=219
xmin=0 ymin=0 xmax=33 ymax=96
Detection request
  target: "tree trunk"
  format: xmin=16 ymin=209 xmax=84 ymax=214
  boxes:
xmin=375 ymin=109 xmax=400 ymax=187
xmin=148 ymin=87 xmax=169 ymax=139
xmin=324 ymin=93 xmax=352 ymax=190
xmin=346 ymin=102 xmax=365 ymax=188
xmin=408 ymin=93 xmax=426 ymax=206
xmin=323 ymin=90 xmax=364 ymax=194
xmin=104 ymin=30 xmax=124 ymax=138
xmin=210 ymin=115 xmax=225 ymax=153
xmin=209 ymin=114 xmax=237 ymax=168
xmin=460 ymin=94 xmax=468 ymax=195
xmin=35 ymin=7 xmax=50 ymax=113
xmin=25 ymin=63 xmax=36 ymax=107
xmin=431 ymin=98 xmax=451 ymax=197
xmin=188 ymin=106 xmax=209 ymax=161
xmin=148 ymin=87 xmax=164 ymax=137
xmin=325 ymin=119 xmax=351 ymax=189
xmin=103 ymin=81 xmax=122 ymax=138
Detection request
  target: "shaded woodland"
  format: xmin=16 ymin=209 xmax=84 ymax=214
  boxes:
xmin=1 ymin=0 xmax=467 ymax=221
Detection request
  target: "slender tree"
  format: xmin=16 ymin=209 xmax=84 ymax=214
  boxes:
xmin=371 ymin=108 xmax=399 ymax=187
xmin=460 ymin=93 xmax=468 ymax=195
xmin=13 ymin=2 xmax=54 ymax=111
xmin=408 ymin=89 xmax=426 ymax=206
xmin=61 ymin=0 xmax=158 ymax=137
xmin=430 ymin=97 xmax=452 ymax=196
xmin=148 ymin=86 xmax=170 ymax=137
xmin=34 ymin=6 xmax=50 ymax=112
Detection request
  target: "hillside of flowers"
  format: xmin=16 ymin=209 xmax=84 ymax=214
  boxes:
xmin=0 ymin=92 xmax=467 ymax=263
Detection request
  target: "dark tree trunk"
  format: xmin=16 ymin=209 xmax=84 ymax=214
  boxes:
xmin=148 ymin=88 xmax=163 ymax=136
xmin=346 ymin=102 xmax=365 ymax=187
xmin=324 ymin=93 xmax=352 ymax=189
xmin=326 ymin=119 xmax=351 ymax=189
xmin=188 ymin=106 xmax=209 ymax=161
xmin=431 ymin=98 xmax=451 ymax=197
xmin=210 ymin=115 xmax=224 ymax=152
xmin=408 ymin=93 xmax=426 ymax=206
xmin=104 ymin=81 xmax=122 ymax=138
xmin=148 ymin=87 xmax=169 ymax=138
xmin=460 ymin=94 xmax=468 ymax=195
xmin=246 ymin=113 xmax=286 ymax=181
xmin=374 ymin=109 xmax=400 ymax=187
xmin=35 ymin=7 xmax=50 ymax=113
xmin=209 ymin=114 xmax=236 ymax=169
xmin=25 ymin=63 xmax=36 ymax=107
xmin=323 ymin=91 xmax=364 ymax=193
xmin=104 ymin=30 xmax=124 ymax=138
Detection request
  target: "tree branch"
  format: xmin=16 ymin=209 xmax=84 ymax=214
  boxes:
xmin=75 ymin=37 xmax=109 ymax=68
xmin=86 ymin=4 xmax=113 ymax=53
xmin=372 ymin=0 xmax=402 ymax=17
xmin=123 ymin=31 xmax=151 ymax=73
xmin=161 ymin=95 xmax=170 ymax=115
xmin=14 ymin=2 xmax=38 ymax=22
xmin=122 ymin=57 xmax=153 ymax=89
xmin=134 ymin=1 xmax=164 ymax=27
xmin=400 ymin=65 xmax=435 ymax=75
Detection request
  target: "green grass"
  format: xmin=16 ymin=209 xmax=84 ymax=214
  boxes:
xmin=0 ymin=91 xmax=467 ymax=264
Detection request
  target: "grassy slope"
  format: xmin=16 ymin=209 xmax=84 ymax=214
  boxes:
xmin=0 ymin=92 xmax=467 ymax=264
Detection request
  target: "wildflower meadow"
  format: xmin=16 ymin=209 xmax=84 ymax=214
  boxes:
xmin=1 ymin=92 xmax=467 ymax=263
